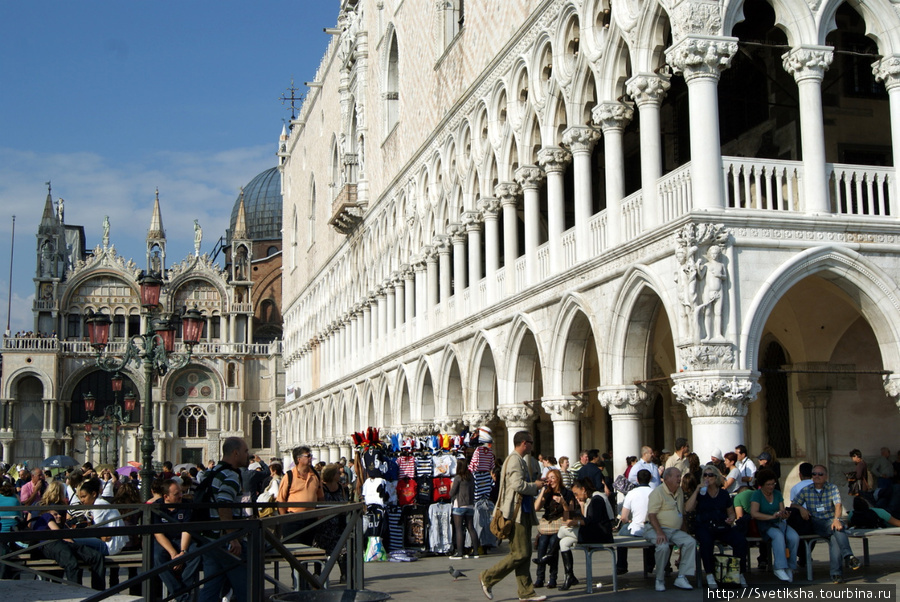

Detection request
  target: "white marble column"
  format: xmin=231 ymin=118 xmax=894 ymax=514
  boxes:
xmin=872 ymin=57 xmax=900 ymax=203
xmin=495 ymin=182 xmax=522 ymax=295
xmin=514 ymin=166 xmax=545 ymax=286
xmin=463 ymin=210 xmax=483 ymax=293
xmin=562 ymin=127 xmax=601 ymax=260
xmin=339 ymin=443 xmax=352 ymax=462
xmin=626 ymin=74 xmax=671 ymax=231
xmin=667 ymin=36 xmax=737 ymax=211
xmin=384 ymin=280 xmax=396 ymax=333
xmin=478 ymin=198 xmax=501 ymax=303
xmin=541 ymin=396 xmax=586 ymax=465
xmin=413 ymin=258 xmax=427 ymax=322
xmin=449 ymin=224 xmax=467 ymax=316
xmin=375 ymin=287 xmax=387 ymax=339
xmin=393 ymin=271 xmax=406 ymax=326
xmin=424 ymin=245 xmax=439 ymax=309
xmin=593 ymin=103 xmax=633 ymax=248
xmin=435 ymin=235 xmax=452 ymax=304
xmin=362 ymin=301 xmax=372 ymax=348
xmin=496 ymin=405 xmax=536 ymax=455
xmin=783 ymin=46 xmax=833 ymax=214
xmin=537 ymin=147 xmax=572 ymax=274
xmin=402 ymin=264 xmax=415 ymax=323
xmin=598 ymin=385 xmax=653 ymax=471
xmin=671 ymin=370 xmax=761 ymax=462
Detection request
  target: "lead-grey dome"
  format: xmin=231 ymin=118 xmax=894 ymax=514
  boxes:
xmin=229 ymin=166 xmax=282 ymax=242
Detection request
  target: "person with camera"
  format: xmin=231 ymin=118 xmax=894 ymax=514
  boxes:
xmin=686 ymin=465 xmax=748 ymax=588
xmin=750 ymin=468 xmax=798 ymax=582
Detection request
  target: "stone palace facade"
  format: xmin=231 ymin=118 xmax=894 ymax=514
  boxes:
xmin=279 ymin=0 xmax=900 ymax=475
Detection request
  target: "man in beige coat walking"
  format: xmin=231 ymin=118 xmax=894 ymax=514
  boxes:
xmin=480 ymin=431 xmax=546 ymax=602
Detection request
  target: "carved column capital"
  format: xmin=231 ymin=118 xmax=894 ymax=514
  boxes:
xmin=670 ymin=370 xmax=760 ymax=418
xmin=782 ymin=46 xmax=833 ymax=83
xmin=667 ymin=36 xmax=738 ymax=82
xmin=592 ymin=102 xmax=634 ymax=132
xmin=436 ymin=417 xmax=464 ymax=434
xmin=540 ymin=396 xmax=586 ymax=421
xmin=477 ymin=197 xmax=502 ymax=218
xmin=463 ymin=410 xmax=496 ymax=428
xmin=497 ymin=404 xmax=535 ymax=428
xmin=400 ymin=263 xmax=415 ymax=280
xmin=433 ymin=234 xmax=452 ymax=254
xmin=537 ymin=146 xmax=572 ymax=174
xmin=883 ymin=375 xmax=900 ymax=409
xmin=561 ymin=126 xmax=601 ymax=155
xmin=625 ymin=73 xmax=671 ymax=107
xmin=873 ymin=56 xmax=900 ymax=91
xmin=447 ymin=222 xmax=467 ymax=245
xmin=597 ymin=385 xmax=653 ymax=416
xmin=514 ymin=165 xmax=546 ymax=190
xmin=494 ymin=182 xmax=522 ymax=206
xmin=462 ymin=210 xmax=483 ymax=231
xmin=411 ymin=254 xmax=428 ymax=272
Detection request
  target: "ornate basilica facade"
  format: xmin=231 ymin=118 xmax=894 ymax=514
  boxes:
xmin=0 ymin=178 xmax=284 ymax=468
xmin=280 ymin=0 xmax=900 ymax=476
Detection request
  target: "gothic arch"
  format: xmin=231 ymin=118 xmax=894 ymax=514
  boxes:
xmin=723 ymin=0 xmax=814 ymax=46
xmin=740 ymin=245 xmax=900 ymax=371
xmin=604 ymin=265 xmax=676 ymax=384
xmin=437 ymin=345 xmax=466 ymax=417
xmin=505 ymin=315 xmax=547 ymax=405
xmin=2 ymin=367 xmax=53 ymax=401
xmin=547 ymin=293 xmax=601 ymax=394
xmin=469 ymin=333 xmax=500 ymax=412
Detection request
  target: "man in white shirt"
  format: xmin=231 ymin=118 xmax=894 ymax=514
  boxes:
xmin=616 ymin=469 xmax=656 ymax=575
xmin=628 ymin=446 xmax=661 ymax=488
xmin=735 ymin=445 xmax=756 ymax=489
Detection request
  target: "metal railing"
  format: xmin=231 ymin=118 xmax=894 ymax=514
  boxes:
xmin=0 ymin=500 xmax=365 ymax=601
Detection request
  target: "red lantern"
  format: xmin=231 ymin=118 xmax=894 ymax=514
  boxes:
xmin=86 ymin=311 xmax=111 ymax=350
xmin=124 ymin=393 xmax=136 ymax=412
xmin=139 ymin=273 xmax=163 ymax=309
xmin=83 ymin=392 xmax=96 ymax=413
xmin=111 ymin=373 xmax=123 ymax=392
xmin=181 ymin=306 xmax=204 ymax=346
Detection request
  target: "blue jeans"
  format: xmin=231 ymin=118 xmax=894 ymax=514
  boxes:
xmin=198 ymin=541 xmax=248 ymax=602
xmin=762 ymin=521 xmax=798 ymax=571
xmin=808 ymin=516 xmax=853 ymax=577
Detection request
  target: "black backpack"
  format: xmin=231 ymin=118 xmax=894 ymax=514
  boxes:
xmin=850 ymin=508 xmax=886 ymax=529
xmin=192 ymin=464 xmax=228 ymax=523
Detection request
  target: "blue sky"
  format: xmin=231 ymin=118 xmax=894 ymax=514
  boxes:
xmin=0 ymin=1 xmax=339 ymax=333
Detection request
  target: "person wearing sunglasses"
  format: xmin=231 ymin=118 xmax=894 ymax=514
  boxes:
xmin=790 ymin=465 xmax=861 ymax=583
xmin=686 ymin=465 xmax=749 ymax=588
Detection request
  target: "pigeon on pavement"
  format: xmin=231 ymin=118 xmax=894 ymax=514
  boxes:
xmin=449 ymin=566 xmax=467 ymax=580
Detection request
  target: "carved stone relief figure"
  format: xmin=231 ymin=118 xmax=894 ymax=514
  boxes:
xmin=675 ymin=224 xmax=730 ymax=343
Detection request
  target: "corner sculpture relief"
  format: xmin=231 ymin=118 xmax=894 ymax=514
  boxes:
xmin=675 ymin=223 xmax=730 ymax=343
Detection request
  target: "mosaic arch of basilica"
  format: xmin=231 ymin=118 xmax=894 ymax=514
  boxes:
xmin=278 ymin=0 xmax=900 ymax=478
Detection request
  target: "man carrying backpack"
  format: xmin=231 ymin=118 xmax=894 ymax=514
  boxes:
xmin=197 ymin=436 xmax=251 ymax=602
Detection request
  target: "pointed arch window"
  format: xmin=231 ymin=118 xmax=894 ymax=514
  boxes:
xmin=251 ymin=412 xmax=272 ymax=449
xmin=177 ymin=405 xmax=208 ymax=438
xmin=385 ymin=32 xmax=400 ymax=134
xmin=309 ymin=179 xmax=317 ymax=245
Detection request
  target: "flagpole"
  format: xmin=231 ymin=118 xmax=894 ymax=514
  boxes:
xmin=5 ymin=215 xmax=14 ymax=337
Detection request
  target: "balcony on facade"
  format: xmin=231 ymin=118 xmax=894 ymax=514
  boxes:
xmin=2 ymin=336 xmax=282 ymax=358
xmin=329 ymin=183 xmax=363 ymax=235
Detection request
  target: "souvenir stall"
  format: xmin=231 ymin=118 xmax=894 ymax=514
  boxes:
xmin=350 ymin=425 xmax=498 ymax=562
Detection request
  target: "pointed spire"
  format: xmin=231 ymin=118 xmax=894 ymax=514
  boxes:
xmin=147 ymin=187 xmax=166 ymax=240
xmin=233 ymin=187 xmax=248 ymax=240
xmin=39 ymin=183 xmax=57 ymax=234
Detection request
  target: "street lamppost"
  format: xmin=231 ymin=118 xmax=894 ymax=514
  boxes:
xmin=86 ymin=273 xmax=204 ymax=501
xmin=82 ymin=385 xmax=136 ymax=466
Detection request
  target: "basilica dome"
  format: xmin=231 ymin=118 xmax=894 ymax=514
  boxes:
xmin=229 ymin=166 xmax=282 ymax=242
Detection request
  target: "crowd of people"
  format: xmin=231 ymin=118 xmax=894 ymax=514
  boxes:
xmin=479 ymin=435 xmax=900 ymax=602
xmin=0 ymin=438 xmax=353 ymax=601
xmin=4 ymin=437 xmax=900 ymax=600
